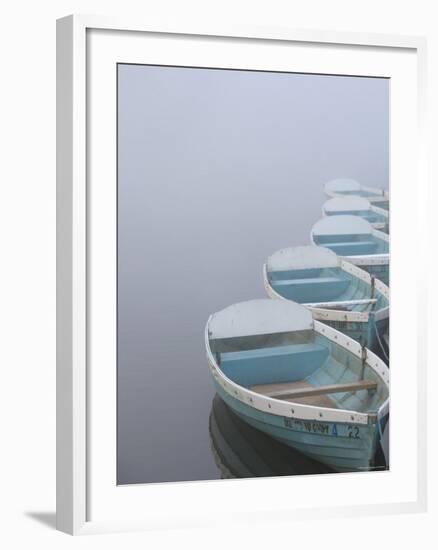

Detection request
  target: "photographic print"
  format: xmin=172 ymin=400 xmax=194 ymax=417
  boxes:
xmin=117 ymin=64 xmax=389 ymax=484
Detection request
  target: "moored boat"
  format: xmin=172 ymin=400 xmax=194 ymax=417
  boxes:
xmin=263 ymin=246 xmax=389 ymax=361
xmin=205 ymin=299 xmax=389 ymax=472
xmin=324 ymin=178 xmax=389 ymax=210
xmin=310 ymin=215 xmax=389 ymax=286
xmin=322 ymin=196 xmax=389 ymax=233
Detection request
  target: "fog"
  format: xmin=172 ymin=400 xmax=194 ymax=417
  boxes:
xmin=117 ymin=64 xmax=389 ymax=483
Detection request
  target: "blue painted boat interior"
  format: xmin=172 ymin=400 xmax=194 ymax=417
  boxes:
xmin=326 ymin=209 xmax=387 ymax=225
xmin=220 ymin=343 xmax=328 ymax=386
xmin=313 ymin=233 xmax=388 ymax=256
xmin=213 ymin=332 xmax=388 ymax=414
xmin=269 ymin=266 xmax=388 ymax=312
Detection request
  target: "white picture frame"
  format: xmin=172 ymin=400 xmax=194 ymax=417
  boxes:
xmin=56 ymin=14 xmax=428 ymax=535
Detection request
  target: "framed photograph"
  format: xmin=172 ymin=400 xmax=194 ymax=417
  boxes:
xmin=57 ymin=15 xmax=427 ymax=535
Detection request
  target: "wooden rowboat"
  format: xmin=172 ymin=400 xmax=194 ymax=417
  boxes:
xmin=205 ymin=299 xmax=389 ymax=472
xmin=324 ymin=178 xmax=389 ymax=210
xmin=311 ymin=215 xmax=390 ymax=286
xmin=263 ymin=246 xmax=389 ymax=362
xmin=322 ymin=196 xmax=389 ymax=233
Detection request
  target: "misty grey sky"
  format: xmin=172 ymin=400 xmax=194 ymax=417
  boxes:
xmin=117 ymin=64 xmax=389 ymax=484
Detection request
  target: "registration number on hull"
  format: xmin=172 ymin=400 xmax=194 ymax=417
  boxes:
xmin=283 ymin=417 xmax=360 ymax=439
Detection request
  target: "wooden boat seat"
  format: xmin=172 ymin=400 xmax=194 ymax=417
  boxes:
xmin=251 ymin=379 xmax=377 ymax=408
xmin=251 ymin=380 xmax=336 ymax=408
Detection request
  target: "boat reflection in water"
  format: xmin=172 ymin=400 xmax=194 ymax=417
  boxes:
xmin=209 ymin=394 xmax=334 ymax=478
xmin=209 ymin=394 xmax=387 ymax=478
xmin=209 ymin=394 xmax=387 ymax=479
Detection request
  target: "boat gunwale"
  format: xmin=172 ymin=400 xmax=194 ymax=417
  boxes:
xmin=205 ymin=316 xmax=389 ymax=427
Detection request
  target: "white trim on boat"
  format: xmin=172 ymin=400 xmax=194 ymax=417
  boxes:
xmin=346 ymin=254 xmax=389 ymax=266
xmin=340 ymin=259 xmax=371 ymax=281
xmin=306 ymin=307 xmax=369 ymax=323
xmin=374 ymin=277 xmax=390 ymax=300
xmin=304 ymin=298 xmax=377 ymax=308
xmin=339 ymin=261 xmax=389 ymax=301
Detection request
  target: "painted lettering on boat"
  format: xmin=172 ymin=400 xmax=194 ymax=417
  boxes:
xmin=284 ymin=418 xmax=330 ymax=435
xmin=283 ymin=418 xmax=361 ymax=439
